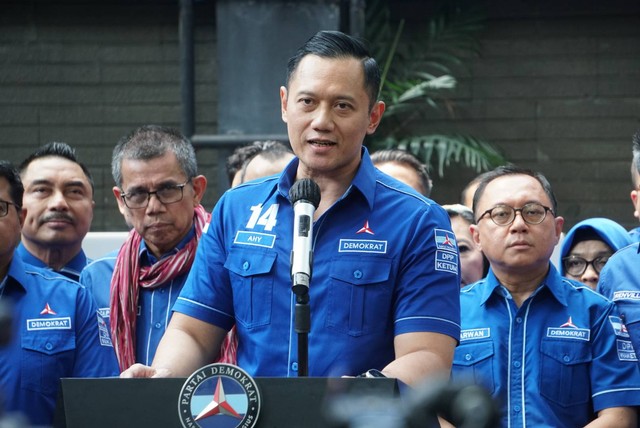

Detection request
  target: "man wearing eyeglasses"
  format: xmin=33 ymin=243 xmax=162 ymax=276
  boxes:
xmin=451 ymin=165 xmax=640 ymax=427
xmin=0 ymin=161 xmax=118 ymax=426
xmin=80 ymin=125 xmax=236 ymax=371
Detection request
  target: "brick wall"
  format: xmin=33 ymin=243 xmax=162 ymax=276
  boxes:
xmin=401 ymin=1 xmax=640 ymax=230
xmin=2 ymin=0 xmax=640 ymax=231
xmin=0 ymin=0 xmax=217 ymax=230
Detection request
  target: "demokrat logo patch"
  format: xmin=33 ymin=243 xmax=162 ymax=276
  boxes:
xmin=178 ymin=363 xmax=261 ymax=428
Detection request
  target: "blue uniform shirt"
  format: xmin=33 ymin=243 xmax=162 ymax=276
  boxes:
xmin=598 ymin=242 xmax=640 ymax=356
xmin=174 ymin=148 xmax=461 ymax=377
xmin=80 ymin=227 xmax=196 ymax=365
xmin=452 ymin=264 xmax=640 ymax=428
xmin=16 ymin=242 xmax=90 ymax=281
xmin=0 ymin=256 xmax=119 ymax=426
xmin=629 ymin=226 xmax=640 ymax=243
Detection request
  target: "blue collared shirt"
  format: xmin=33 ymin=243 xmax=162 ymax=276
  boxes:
xmin=0 ymin=256 xmax=119 ymax=426
xmin=174 ymin=148 xmax=461 ymax=377
xmin=598 ymin=242 xmax=640 ymax=357
xmin=16 ymin=242 xmax=90 ymax=281
xmin=453 ymin=264 xmax=640 ymax=428
xmin=80 ymin=227 xmax=196 ymax=366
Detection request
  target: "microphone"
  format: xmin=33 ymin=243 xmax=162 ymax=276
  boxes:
xmin=289 ymin=178 xmax=321 ymax=296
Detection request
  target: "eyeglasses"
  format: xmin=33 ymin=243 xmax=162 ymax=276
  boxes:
xmin=562 ymin=255 xmax=610 ymax=276
xmin=477 ymin=203 xmax=553 ymax=226
xmin=120 ymin=180 xmax=190 ymax=209
xmin=0 ymin=199 xmax=20 ymax=217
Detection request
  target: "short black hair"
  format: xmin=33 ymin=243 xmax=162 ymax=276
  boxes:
xmin=19 ymin=142 xmax=94 ymax=196
xmin=472 ymin=165 xmax=558 ymax=218
xmin=112 ymin=125 xmax=197 ymax=188
xmin=226 ymin=140 xmax=293 ymax=185
xmin=0 ymin=160 xmax=24 ymax=208
xmin=632 ymin=130 xmax=640 ymax=186
xmin=285 ymin=30 xmax=381 ymax=111
xmin=371 ymin=149 xmax=432 ymax=197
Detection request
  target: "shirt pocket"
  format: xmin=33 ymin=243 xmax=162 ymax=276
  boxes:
xmin=540 ymin=340 xmax=591 ymax=407
xmin=21 ymin=331 xmax=76 ymax=395
xmin=452 ymin=341 xmax=495 ymax=394
xmin=225 ymin=247 xmax=277 ymax=329
xmin=326 ymin=256 xmax=392 ymax=337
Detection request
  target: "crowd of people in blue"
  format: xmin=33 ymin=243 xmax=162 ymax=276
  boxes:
xmin=1 ymin=30 xmax=639 ymax=427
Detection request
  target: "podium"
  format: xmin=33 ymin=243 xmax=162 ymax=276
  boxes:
xmin=55 ymin=376 xmax=400 ymax=428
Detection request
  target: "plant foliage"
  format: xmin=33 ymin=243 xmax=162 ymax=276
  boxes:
xmin=365 ymin=0 xmax=506 ymax=176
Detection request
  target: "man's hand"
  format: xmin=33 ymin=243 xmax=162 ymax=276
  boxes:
xmin=120 ymin=363 xmax=172 ymax=378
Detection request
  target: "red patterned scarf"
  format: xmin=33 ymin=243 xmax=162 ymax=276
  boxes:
xmin=109 ymin=204 xmax=237 ymax=371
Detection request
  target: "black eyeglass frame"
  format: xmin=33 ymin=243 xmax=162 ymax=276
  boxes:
xmin=0 ymin=199 xmax=20 ymax=218
xmin=476 ymin=203 xmax=554 ymax=226
xmin=562 ymin=255 xmax=610 ymax=276
xmin=119 ymin=179 xmax=191 ymax=209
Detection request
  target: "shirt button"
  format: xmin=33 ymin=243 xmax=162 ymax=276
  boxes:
xmin=242 ymin=261 xmax=250 ymax=270
xmin=353 ymin=270 xmax=363 ymax=279
xmin=513 ymin=361 xmax=521 ymax=368
xmin=563 ymin=355 xmax=571 ymax=363
xmin=515 ymin=317 xmax=523 ymax=324
xmin=291 ymin=362 xmax=298 ymax=372
xmin=464 ymin=353 xmax=472 ymax=361
xmin=45 ymin=342 xmax=53 ymax=351
xmin=155 ymin=322 xmax=162 ymax=329
xmin=514 ymin=405 xmax=521 ymax=413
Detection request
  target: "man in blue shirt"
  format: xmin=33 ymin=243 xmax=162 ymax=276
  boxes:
xmin=0 ymin=160 xmax=118 ymax=426
xmin=452 ymin=165 xmax=640 ymax=427
xmin=17 ymin=142 xmax=95 ymax=281
xmin=628 ymin=131 xmax=640 ymax=242
xmin=598 ymin=243 xmax=640 ymax=363
xmin=79 ymin=125 xmax=218 ymax=371
xmin=122 ymin=31 xmax=460 ymax=387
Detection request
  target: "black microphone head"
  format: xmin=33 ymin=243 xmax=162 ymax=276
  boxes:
xmin=289 ymin=178 xmax=321 ymax=208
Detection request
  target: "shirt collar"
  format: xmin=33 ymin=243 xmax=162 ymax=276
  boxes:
xmin=139 ymin=224 xmax=196 ymax=265
xmin=479 ymin=262 xmax=568 ymax=307
xmin=16 ymin=242 xmax=88 ymax=280
xmin=276 ymin=147 xmax=376 ymax=211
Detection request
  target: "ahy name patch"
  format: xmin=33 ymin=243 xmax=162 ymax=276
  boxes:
xmin=339 ymin=239 xmax=387 ymax=254
xmin=27 ymin=317 xmax=72 ymax=331
xmin=234 ymin=231 xmax=276 ymax=248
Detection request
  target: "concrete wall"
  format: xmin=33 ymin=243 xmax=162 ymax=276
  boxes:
xmin=2 ymin=0 xmax=640 ymax=231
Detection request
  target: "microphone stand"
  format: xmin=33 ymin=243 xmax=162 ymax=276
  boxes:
xmin=293 ymin=277 xmax=310 ymax=377
xmin=289 ymin=179 xmax=320 ymax=377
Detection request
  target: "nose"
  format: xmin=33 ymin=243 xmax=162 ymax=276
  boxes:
xmin=311 ymin=105 xmax=334 ymax=131
xmin=509 ymin=210 xmax=528 ymax=231
xmin=145 ymin=192 xmax=166 ymax=214
xmin=580 ymin=264 xmax=599 ymax=289
xmin=48 ymin=190 xmax=70 ymax=211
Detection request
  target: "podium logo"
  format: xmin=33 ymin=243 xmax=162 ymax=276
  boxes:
xmin=178 ymin=363 xmax=261 ymax=428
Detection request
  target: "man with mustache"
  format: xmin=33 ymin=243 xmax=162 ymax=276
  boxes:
xmin=451 ymin=165 xmax=640 ymax=427
xmin=17 ymin=142 xmax=95 ymax=281
xmin=0 ymin=160 xmax=118 ymax=426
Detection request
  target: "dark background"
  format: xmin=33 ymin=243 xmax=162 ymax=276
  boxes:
xmin=1 ymin=0 xmax=639 ymax=231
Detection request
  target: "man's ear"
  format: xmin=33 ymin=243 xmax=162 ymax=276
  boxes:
xmin=366 ymin=101 xmax=386 ymax=135
xmin=280 ymin=86 xmax=288 ymax=124
xmin=112 ymin=186 xmax=127 ymax=216
xmin=631 ymin=190 xmax=639 ymax=219
xmin=191 ymin=175 xmax=208 ymax=206
xmin=470 ymin=224 xmax=482 ymax=250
